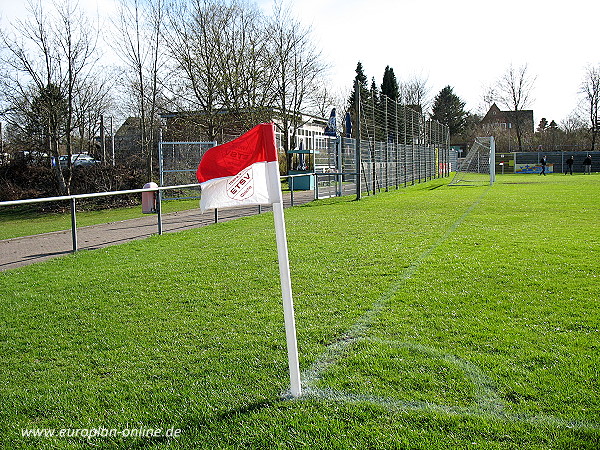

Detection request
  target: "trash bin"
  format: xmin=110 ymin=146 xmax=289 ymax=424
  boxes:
xmin=142 ymin=182 xmax=158 ymax=213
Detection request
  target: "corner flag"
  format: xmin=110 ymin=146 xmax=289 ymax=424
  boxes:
xmin=197 ymin=123 xmax=281 ymax=212
xmin=196 ymin=123 xmax=302 ymax=397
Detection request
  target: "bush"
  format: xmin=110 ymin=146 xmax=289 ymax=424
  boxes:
xmin=0 ymin=160 xmax=149 ymax=211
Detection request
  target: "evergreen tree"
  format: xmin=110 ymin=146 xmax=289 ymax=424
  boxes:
xmin=430 ymin=86 xmax=467 ymax=137
xmin=380 ymin=66 xmax=399 ymax=101
xmin=380 ymin=66 xmax=401 ymax=143
xmin=27 ymin=84 xmax=69 ymax=156
xmin=348 ymin=61 xmax=369 ymax=108
xmin=347 ymin=62 xmax=370 ymax=138
xmin=370 ymin=77 xmax=379 ymax=106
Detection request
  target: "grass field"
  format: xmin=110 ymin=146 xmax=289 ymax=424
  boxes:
xmin=0 ymin=174 xmax=599 ymax=448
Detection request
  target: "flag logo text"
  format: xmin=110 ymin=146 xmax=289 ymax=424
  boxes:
xmin=227 ymin=166 xmax=254 ymax=200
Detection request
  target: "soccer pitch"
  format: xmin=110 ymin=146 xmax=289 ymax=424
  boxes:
xmin=1 ymin=174 xmax=598 ymax=448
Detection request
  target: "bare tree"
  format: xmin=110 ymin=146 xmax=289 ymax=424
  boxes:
xmin=496 ymin=63 xmax=536 ymax=151
xmin=402 ymin=76 xmax=430 ymax=113
xmin=163 ymin=0 xmax=275 ymax=142
xmin=112 ymin=0 xmax=166 ymax=181
xmin=212 ymin=0 xmax=274 ymax=122
xmin=560 ymin=109 xmax=590 ymax=150
xmin=479 ymin=84 xmax=497 ymax=116
xmin=55 ymin=0 xmax=102 ymax=166
xmin=267 ymin=2 xmax=325 ymax=170
xmin=0 ymin=1 xmax=62 ymax=180
xmin=163 ymin=0 xmax=229 ymax=141
xmin=580 ymin=64 xmax=600 ymax=152
xmin=0 ymin=0 xmax=105 ymax=194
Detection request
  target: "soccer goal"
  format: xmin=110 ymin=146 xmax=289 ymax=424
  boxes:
xmin=449 ymin=136 xmax=496 ymax=186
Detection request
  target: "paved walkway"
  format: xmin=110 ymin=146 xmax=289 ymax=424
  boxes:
xmin=0 ymin=190 xmax=317 ymax=271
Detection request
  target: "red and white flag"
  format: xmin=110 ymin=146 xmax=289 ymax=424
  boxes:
xmin=195 ymin=122 xmax=301 ymax=397
xmin=196 ymin=123 xmax=282 ymax=212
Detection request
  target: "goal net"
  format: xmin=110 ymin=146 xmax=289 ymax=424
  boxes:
xmin=449 ymin=136 xmax=496 ymax=186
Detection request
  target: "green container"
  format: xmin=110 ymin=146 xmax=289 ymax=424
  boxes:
xmin=288 ymin=171 xmax=314 ymax=190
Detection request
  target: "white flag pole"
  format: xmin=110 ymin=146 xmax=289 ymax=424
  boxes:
xmin=268 ymin=162 xmax=301 ymax=397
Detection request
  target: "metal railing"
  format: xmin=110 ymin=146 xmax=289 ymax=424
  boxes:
xmin=0 ymin=172 xmax=357 ymax=255
xmin=0 ymin=183 xmax=202 ymax=252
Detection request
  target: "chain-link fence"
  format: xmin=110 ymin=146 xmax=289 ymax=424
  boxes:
xmin=354 ymin=91 xmax=450 ymax=196
xmin=158 ymin=140 xmax=216 ymax=200
xmin=307 ymin=92 xmax=450 ymax=199
xmin=504 ymin=151 xmax=600 ymax=174
xmin=157 ymin=89 xmax=450 ymax=202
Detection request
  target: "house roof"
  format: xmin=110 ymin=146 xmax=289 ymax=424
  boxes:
xmin=481 ymin=103 xmax=534 ymax=132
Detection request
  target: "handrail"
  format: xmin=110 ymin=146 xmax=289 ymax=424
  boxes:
xmin=0 ymin=173 xmax=359 ymax=253
xmin=0 ymin=182 xmax=204 ymax=252
xmin=0 ymin=183 xmax=202 ymax=207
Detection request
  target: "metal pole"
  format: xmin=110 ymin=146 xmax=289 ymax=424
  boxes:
xmin=403 ymin=106 xmax=407 ymax=187
xmin=490 ymin=136 xmax=496 ymax=185
xmin=355 ymin=79 xmax=362 ymax=200
xmin=70 ymin=197 xmax=78 ymax=252
xmin=156 ymin=190 xmax=163 ymax=235
xmin=100 ymin=115 xmax=106 ymax=164
xmin=395 ymin=101 xmax=399 ymax=189
xmin=446 ymin=127 xmax=450 ymax=177
xmin=158 ymin=129 xmax=164 ymax=187
xmin=411 ymin=111 xmax=415 ymax=185
xmin=110 ymin=116 xmax=115 ymax=167
xmin=385 ymin=97 xmax=389 ymax=192
xmin=290 ymin=176 xmax=295 ymax=207
xmin=336 ymin=137 xmax=342 ymax=196
xmin=214 ymin=208 xmax=218 ymax=223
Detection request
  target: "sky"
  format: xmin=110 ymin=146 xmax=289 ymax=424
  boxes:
xmin=2 ymin=0 xmax=598 ymax=126
xmin=257 ymin=0 xmax=599 ymax=125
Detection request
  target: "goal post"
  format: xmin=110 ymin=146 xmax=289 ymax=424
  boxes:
xmin=449 ymin=136 xmax=495 ymax=186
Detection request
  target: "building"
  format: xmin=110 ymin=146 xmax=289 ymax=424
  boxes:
xmin=112 ymin=110 xmax=330 ymax=171
xmin=481 ymin=103 xmax=534 ymax=133
xmin=159 ymin=108 xmax=328 ymax=149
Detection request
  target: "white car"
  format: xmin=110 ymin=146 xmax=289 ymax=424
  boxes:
xmin=58 ymin=154 xmax=99 ymax=168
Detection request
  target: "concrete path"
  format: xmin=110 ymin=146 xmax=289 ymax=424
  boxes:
xmin=0 ymin=190 xmax=317 ymax=271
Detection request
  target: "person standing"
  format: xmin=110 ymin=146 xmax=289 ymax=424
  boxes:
xmin=583 ymin=155 xmax=592 ymax=174
xmin=565 ymin=156 xmax=574 ymax=175
xmin=539 ymin=155 xmax=547 ymax=176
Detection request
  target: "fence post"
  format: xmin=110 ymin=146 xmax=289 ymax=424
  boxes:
xmin=70 ymin=197 xmax=77 ymax=252
xmin=395 ymin=101 xmax=399 ymax=189
xmin=384 ymin=97 xmax=389 ymax=192
xmin=336 ymin=137 xmax=342 ymax=196
xmin=157 ymin=189 xmax=163 ymax=235
xmin=158 ymin=129 xmax=164 ymax=187
xmin=355 ymin=79 xmax=362 ymax=200
xmin=403 ymin=106 xmax=407 ymax=187
xmin=409 ymin=110 xmax=414 ymax=185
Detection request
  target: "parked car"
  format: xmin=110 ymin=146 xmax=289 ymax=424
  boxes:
xmin=58 ymin=154 xmax=100 ymax=168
